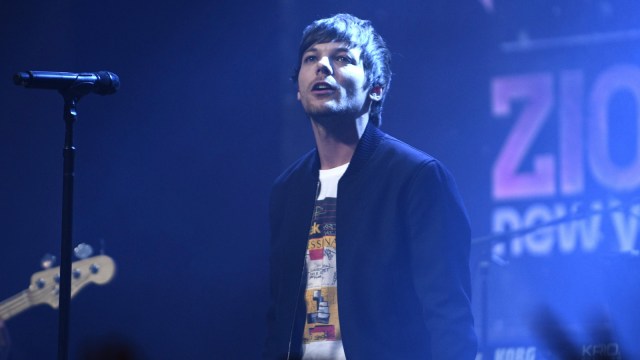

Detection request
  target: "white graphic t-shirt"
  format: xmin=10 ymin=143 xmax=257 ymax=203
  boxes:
xmin=302 ymin=163 xmax=348 ymax=360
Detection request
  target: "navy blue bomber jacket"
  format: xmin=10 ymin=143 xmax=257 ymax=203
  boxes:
xmin=264 ymin=123 xmax=477 ymax=359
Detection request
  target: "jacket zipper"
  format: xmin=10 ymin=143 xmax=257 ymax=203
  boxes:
xmin=286 ymin=180 xmax=320 ymax=360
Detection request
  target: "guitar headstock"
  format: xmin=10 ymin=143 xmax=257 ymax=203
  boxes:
xmin=27 ymin=255 xmax=116 ymax=308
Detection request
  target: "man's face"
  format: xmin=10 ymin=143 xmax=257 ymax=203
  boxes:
xmin=297 ymin=42 xmax=370 ymax=120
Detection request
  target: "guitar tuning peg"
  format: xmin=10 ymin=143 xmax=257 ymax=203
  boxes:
xmin=74 ymin=243 xmax=94 ymax=260
xmin=41 ymin=253 xmax=56 ymax=269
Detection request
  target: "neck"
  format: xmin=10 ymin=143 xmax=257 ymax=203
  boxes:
xmin=311 ymin=113 xmax=369 ymax=170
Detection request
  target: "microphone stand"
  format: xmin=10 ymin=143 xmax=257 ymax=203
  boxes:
xmin=57 ymin=92 xmax=79 ymax=360
xmin=13 ymin=71 xmax=119 ymax=360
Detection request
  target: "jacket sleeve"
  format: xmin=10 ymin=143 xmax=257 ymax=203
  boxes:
xmin=405 ymin=159 xmax=478 ymax=359
xmin=263 ymin=183 xmax=284 ymax=360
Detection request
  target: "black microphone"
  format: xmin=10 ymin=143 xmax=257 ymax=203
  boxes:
xmin=13 ymin=71 xmax=120 ymax=96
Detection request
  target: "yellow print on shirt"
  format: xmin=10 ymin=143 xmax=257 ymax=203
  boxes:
xmin=303 ymin=287 xmax=342 ymax=343
xmin=309 ymin=222 xmax=321 ymax=236
xmin=308 ymin=236 xmax=337 ymax=250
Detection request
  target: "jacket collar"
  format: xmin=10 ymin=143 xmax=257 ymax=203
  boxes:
xmin=309 ymin=121 xmax=385 ymax=179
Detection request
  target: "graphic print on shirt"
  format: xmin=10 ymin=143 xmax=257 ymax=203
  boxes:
xmin=303 ymin=197 xmax=341 ymax=344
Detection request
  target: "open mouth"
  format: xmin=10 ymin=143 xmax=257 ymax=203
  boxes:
xmin=312 ymin=82 xmax=335 ymax=92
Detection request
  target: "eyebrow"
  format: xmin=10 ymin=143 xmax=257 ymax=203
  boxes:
xmin=303 ymin=46 xmax=351 ymax=55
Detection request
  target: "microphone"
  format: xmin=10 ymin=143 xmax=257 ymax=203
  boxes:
xmin=13 ymin=71 xmax=120 ymax=96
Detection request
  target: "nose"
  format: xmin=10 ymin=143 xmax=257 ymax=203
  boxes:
xmin=316 ymin=56 xmax=332 ymax=75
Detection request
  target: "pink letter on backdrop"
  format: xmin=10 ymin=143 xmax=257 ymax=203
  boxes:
xmin=492 ymin=73 xmax=555 ymax=200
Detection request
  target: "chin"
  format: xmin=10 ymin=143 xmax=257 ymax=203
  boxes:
xmin=304 ymin=104 xmax=337 ymax=116
xmin=307 ymin=107 xmax=343 ymax=118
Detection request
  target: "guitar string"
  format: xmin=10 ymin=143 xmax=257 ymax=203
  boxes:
xmin=0 ymin=275 xmax=91 ymax=318
xmin=0 ymin=291 xmax=29 ymax=318
xmin=0 ymin=259 xmax=111 ymax=319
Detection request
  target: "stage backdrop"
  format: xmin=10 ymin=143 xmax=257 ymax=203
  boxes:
xmin=0 ymin=0 xmax=639 ymax=359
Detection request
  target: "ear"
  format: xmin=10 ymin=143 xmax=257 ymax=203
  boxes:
xmin=369 ymin=86 xmax=383 ymax=101
xmin=297 ymin=90 xmax=301 ymax=101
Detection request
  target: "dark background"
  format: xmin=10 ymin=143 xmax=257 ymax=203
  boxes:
xmin=1 ymin=0 xmax=639 ymax=359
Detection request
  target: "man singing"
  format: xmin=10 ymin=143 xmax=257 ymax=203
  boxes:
xmin=264 ymin=13 xmax=477 ymax=360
